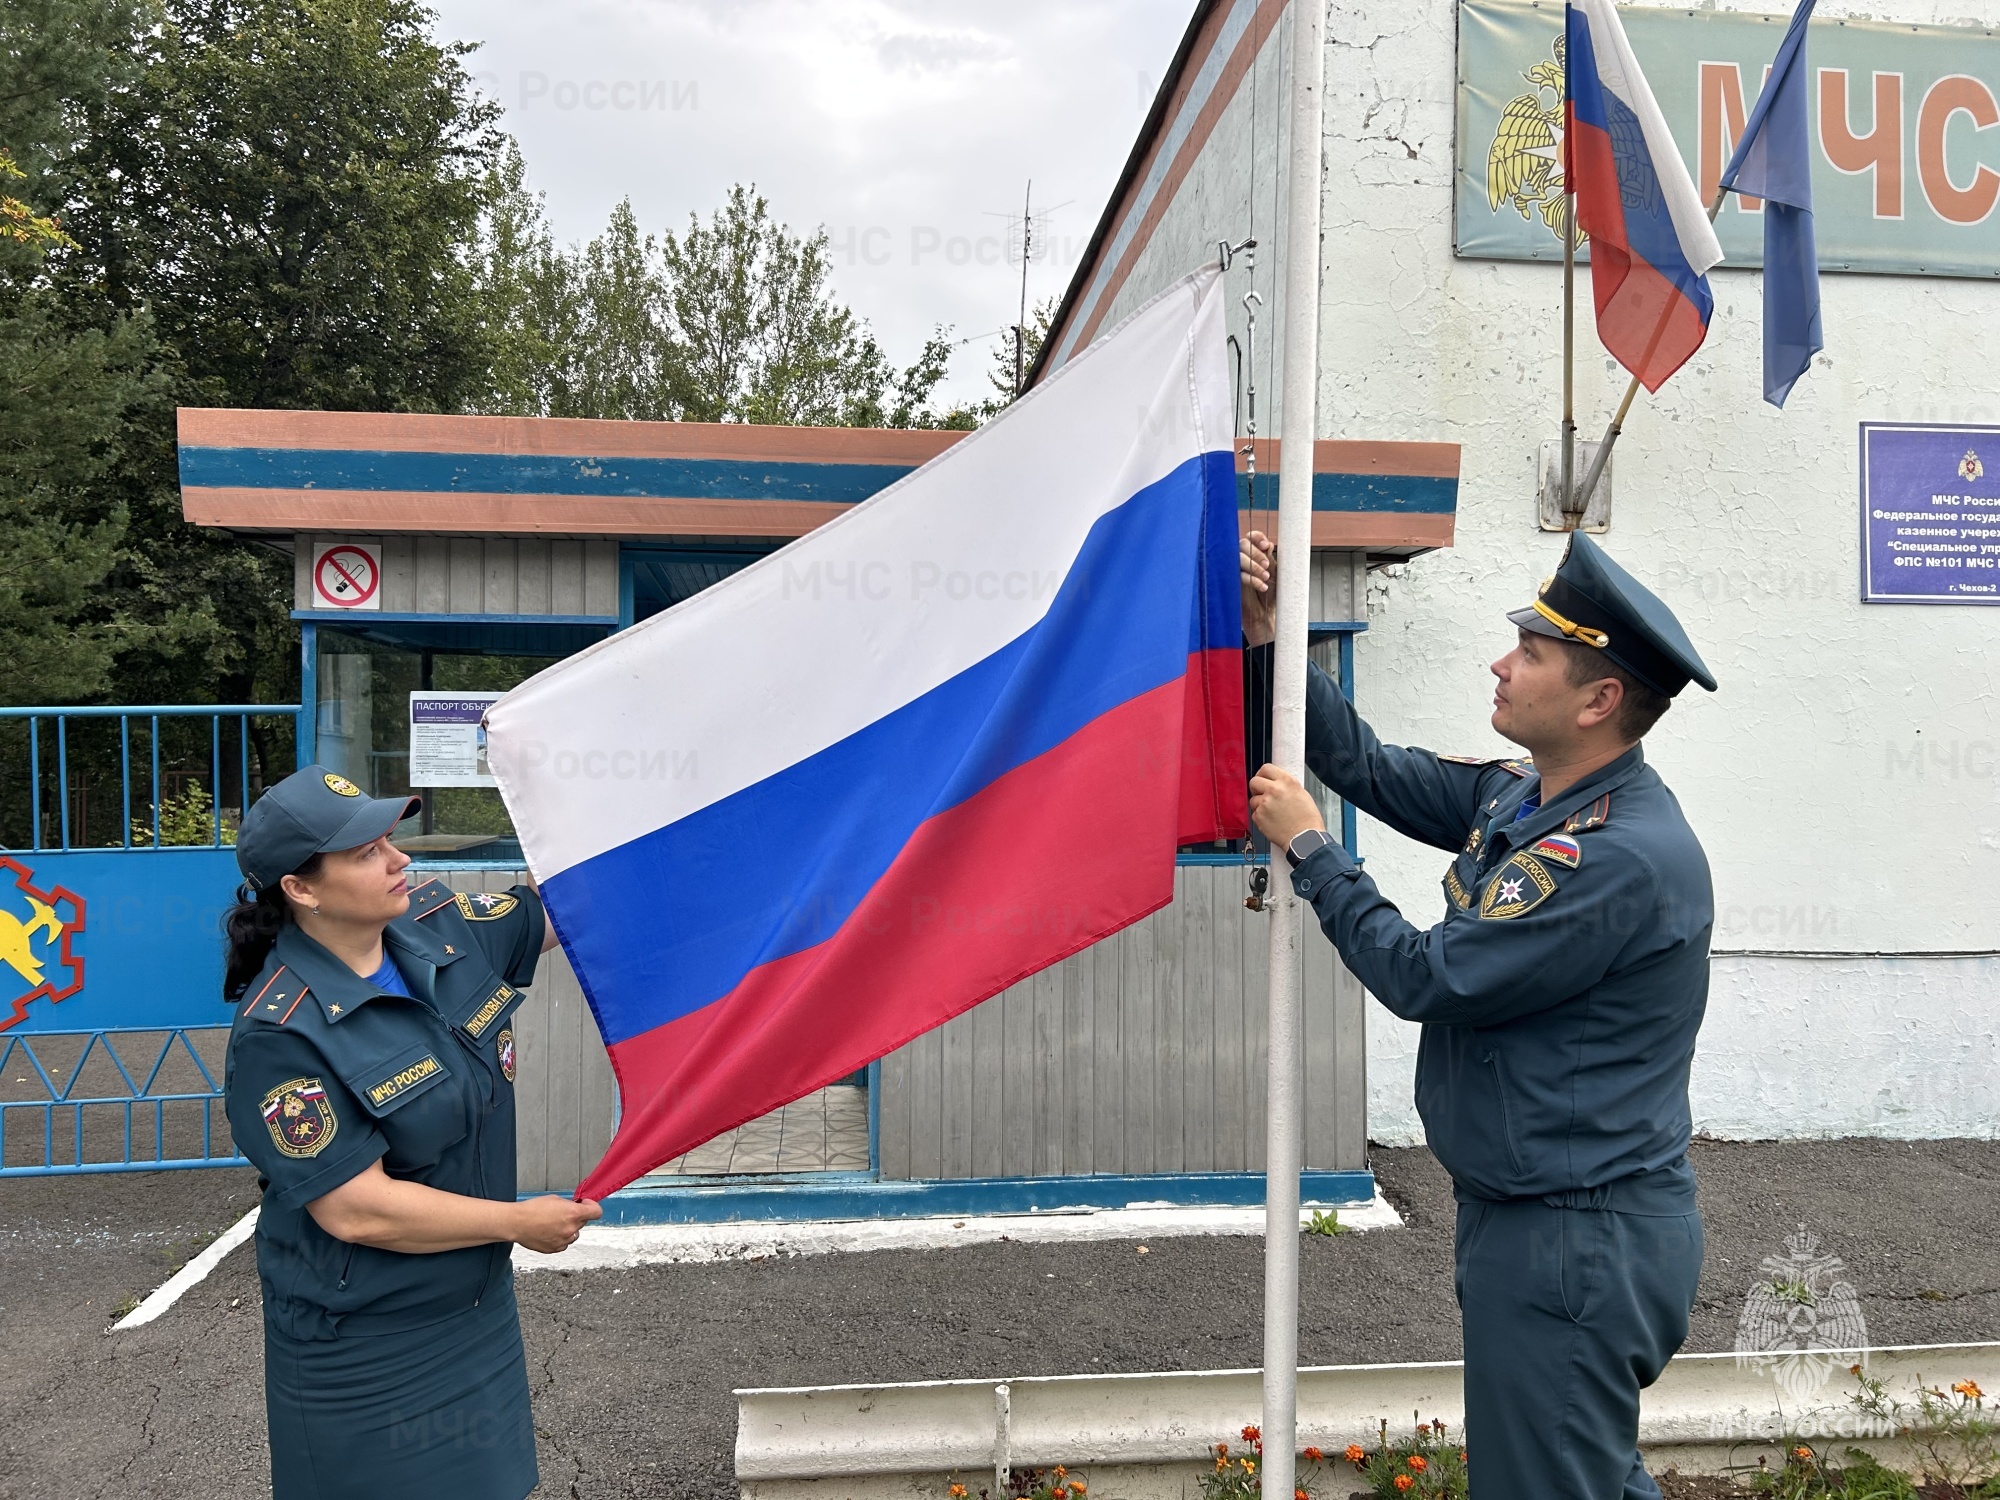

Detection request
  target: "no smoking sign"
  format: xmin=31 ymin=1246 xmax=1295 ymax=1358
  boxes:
xmin=312 ymin=543 xmax=382 ymax=610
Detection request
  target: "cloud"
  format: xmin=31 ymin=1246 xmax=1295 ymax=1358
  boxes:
xmin=436 ymin=0 xmax=1191 ymax=406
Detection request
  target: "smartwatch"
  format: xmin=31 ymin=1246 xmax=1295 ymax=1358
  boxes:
xmin=1284 ymin=828 xmax=1336 ymax=868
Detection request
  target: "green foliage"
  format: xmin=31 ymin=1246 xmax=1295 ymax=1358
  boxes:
xmin=1193 ymin=1425 xmax=1338 ymax=1499
xmin=1850 ymin=1368 xmax=2000 ymax=1493
xmin=1749 ymin=1445 xmax=1916 ymax=1499
xmin=1348 ymin=1417 xmax=1468 ymax=1500
xmin=477 ymin=180 xmax=975 ymax=429
xmin=1304 ymin=1208 xmax=1350 ymax=1236
xmin=134 ymin=782 xmax=233 ymax=846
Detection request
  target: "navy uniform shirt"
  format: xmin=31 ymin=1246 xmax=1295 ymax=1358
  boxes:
xmin=224 ymin=880 xmax=545 ymax=1340
xmin=1286 ymin=663 xmax=1712 ymax=1205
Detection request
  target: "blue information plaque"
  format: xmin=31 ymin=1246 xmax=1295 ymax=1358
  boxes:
xmin=1861 ymin=424 xmax=2000 ymax=605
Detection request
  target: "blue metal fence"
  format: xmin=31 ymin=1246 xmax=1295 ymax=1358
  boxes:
xmin=0 ymin=704 xmax=302 ymax=851
xmin=0 ymin=1028 xmax=242 ymax=1175
xmin=0 ymin=705 xmax=303 ymax=1174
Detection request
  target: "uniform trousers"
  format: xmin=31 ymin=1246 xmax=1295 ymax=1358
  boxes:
xmin=1454 ymin=1196 xmax=1703 ymax=1500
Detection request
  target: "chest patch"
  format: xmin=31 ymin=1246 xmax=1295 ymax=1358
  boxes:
xmin=463 ymin=983 xmax=519 ymax=1038
xmin=261 ymin=1077 xmax=337 ymax=1159
xmin=365 ymin=1053 xmax=443 ymax=1108
xmin=1528 ymin=833 xmax=1582 ymax=869
xmin=1479 ymin=851 xmax=1560 ymax=920
xmin=497 ymin=1028 xmax=517 ymax=1083
xmin=454 ymin=891 xmax=519 ymax=922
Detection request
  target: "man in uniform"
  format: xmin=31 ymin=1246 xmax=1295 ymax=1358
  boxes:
xmin=1242 ymin=530 xmax=1717 ymax=1500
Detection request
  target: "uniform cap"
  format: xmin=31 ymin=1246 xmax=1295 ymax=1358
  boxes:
xmin=1506 ymin=531 xmax=1717 ymax=697
xmin=236 ymin=765 xmax=421 ymax=891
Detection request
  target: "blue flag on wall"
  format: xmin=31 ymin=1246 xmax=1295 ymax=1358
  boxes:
xmin=1719 ymin=0 xmax=1823 ymax=407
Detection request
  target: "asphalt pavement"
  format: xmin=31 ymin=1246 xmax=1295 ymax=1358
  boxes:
xmin=4 ymin=1138 xmax=1998 ymax=1499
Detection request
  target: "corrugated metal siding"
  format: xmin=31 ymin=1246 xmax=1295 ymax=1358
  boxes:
xmin=876 ymin=863 xmax=1368 ymax=1179
xmin=294 ymin=534 xmax=619 ymax=616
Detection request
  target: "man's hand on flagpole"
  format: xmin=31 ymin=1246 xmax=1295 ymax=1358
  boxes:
xmin=1249 ymin=763 xmax=1325 ymax=850
xmin=1241 ymin=530 xmax=1277 ymax=647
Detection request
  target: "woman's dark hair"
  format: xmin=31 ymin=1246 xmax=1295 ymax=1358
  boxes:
xmin=223 ymin=854 xmax=323 ymax=1000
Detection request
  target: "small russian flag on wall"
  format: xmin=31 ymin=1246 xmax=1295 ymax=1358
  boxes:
xmin=489 ymin=271 xmax=1246 ymax=1201
xmin=1566 ymin=0 xmax=1726 ymax=391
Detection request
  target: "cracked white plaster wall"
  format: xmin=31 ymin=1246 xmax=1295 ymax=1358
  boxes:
xmin=1081 ymin=0 xmax=2000 ymax=1143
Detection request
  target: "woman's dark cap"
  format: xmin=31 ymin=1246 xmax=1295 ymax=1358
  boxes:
xmin=236 ymin=766 xmax=421 ymax=890
xmin=1506 ymin=530 xmax=1718 ymax=697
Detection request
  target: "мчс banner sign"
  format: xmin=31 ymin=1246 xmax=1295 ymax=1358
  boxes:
xmin=1861 ymin=424 xmax=2000 ymax=604
xmin=1459 ymin=0 xmax=2000 ymax=278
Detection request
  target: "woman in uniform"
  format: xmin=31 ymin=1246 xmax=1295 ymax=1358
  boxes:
xmin=222 ymin=764 xmax=601 ymax=1500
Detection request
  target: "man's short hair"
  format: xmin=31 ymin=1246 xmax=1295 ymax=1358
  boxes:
xmin=1560 ymin=641 xmax=1672 ymax=741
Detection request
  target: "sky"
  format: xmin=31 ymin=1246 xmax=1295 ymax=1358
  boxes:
xmin=427 ymin=0 xmax=1194 ymax=408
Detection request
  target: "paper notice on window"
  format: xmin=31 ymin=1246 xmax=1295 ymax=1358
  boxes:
xmin=410 ymin=693 xmax=504 ymax=787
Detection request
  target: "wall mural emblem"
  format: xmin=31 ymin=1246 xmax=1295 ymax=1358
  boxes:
xmin=0 ymin=857 xmax=85 ymax=1032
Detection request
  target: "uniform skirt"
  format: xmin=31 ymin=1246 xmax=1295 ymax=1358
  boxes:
xmin=263 ymin=1277 xmax=537 ymax=1500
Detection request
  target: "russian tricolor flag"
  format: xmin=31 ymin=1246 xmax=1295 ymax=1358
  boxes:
xmin=1566 ymin=0 xmax=1725 ymax=392
xmin=488 ymin=271 xmax=1246 ymax=1201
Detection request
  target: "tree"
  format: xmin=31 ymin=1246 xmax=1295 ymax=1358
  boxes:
xmin=0 ymin=0 xmax=158 ymax=706
xmin=48 ymin=0 xmax=509 ymax=715
xmin=478 ymin=182 xmax=977 ymax=429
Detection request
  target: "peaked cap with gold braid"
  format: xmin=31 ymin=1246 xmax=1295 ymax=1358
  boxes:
xmin=1506 ymin=531 xmax=1717 ymax=697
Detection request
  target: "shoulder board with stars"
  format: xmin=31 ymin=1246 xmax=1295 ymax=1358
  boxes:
xmin=1562 ymin=793 xmax=1613 ymax=834
xmin=242 ymin=964 xmax=316 ymax=1026
xmin=407 ymin=879 xmax=458 ymax=920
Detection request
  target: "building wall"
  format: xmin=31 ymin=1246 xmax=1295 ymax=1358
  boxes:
xmin=1057 ymin=0 xmax=2000 ymax=1143
xmin=293 ymin=534 xmax=620 ymax=616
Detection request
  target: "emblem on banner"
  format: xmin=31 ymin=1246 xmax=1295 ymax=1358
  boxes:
xmin=1960 ymin=449 xmax=1984 ymax=482
xmin=0 ymin=857 xmax=85 ymax=1033
xmin=261 ymin=1077 xmax=338 ymax=1159
xmin=1487 ymin=35 xmax=1582 ymax=244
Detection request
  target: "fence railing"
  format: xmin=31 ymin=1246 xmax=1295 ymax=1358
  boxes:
xmin=0 ymin=705 xmax=304 ymax=852
xmin=0 ymin=1027 xmax=244 ymax=1175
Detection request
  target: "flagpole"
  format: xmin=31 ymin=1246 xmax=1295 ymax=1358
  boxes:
xmin=1561 ymin=187 xmax=1577 ymax=515
xmin=1264 ymin=0 xmax=1326 ymax=1490
xmin=1571 ymin=188 xmax=1726 ymax=512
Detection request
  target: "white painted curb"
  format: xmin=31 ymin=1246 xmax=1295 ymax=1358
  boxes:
xmin=516 ymin=1192 xmax=1404 ymax=1272
xmin=112 ymin=1206 xmax=259 ymax=1331
xmin=736 ymin=1342 xmax=2000 ymax=1486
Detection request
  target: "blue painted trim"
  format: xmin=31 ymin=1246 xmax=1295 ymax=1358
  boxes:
xmin=1175 ymin=850 xmax=1266 ymax=866
xmin=181 ymin=446 xmax=917 ymax=504
xmin=617 ymin=553 xmax=636 ymax=631
xmin=593 ymin=1169 xmax=1377 ymax=1225
xmin=298 ymin=621 xmax=317 ymax=767
xmin=1240 ymin=472 xmax=1458 ymax=515
xmin=1339 ymin=631 xmax=1359 ymax=857
xmin=291 ymin=611 xmax=618 ymax=626
xmin=866 ymin=1058 xmax=881 ymax=1171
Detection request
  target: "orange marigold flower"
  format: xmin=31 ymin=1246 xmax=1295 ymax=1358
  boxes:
xmin=1214 ymin=1457 xmax=1226 ymax=1472
xmin=1344 ymin=1444 xmax=1368 ymax=1466
xmin=1054 ymin=1467 xmax=1067 ymax=1479
xmin=1052 ymin=1489 xmax=1067 ymax=1499
xmin=1303 ymin=1447 xmax=1324 ymax=1463
xmin=1794 ymin=1446 xmax=1814 ymax=1459
xmin=1407 ymin=1455 xmax=1429 ymax=1473
xmin=1216 ymin=1443 xmax=1229 ymax=1457
xmin=1850 ymin=1363 xmax=1864 ymax=1376
xmin=1295 ymin=1490 xmax=1310 ymax=1500
xmin=1242 ymin=1425 xmax=1262 ymax=1444
xmin=1459 ymin=1451 xmax=1469 ymax=1463
xmin=1394 ymin=1475 xmax=1415 ymax=1492
xmin=949 ymin=1487 xmax=967 ymax=1499
xmin=1071 ymin=1485 xmax=1086 ymax=1496
xmin=1955 ymin=1380 xmax=1985 ymax=1400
